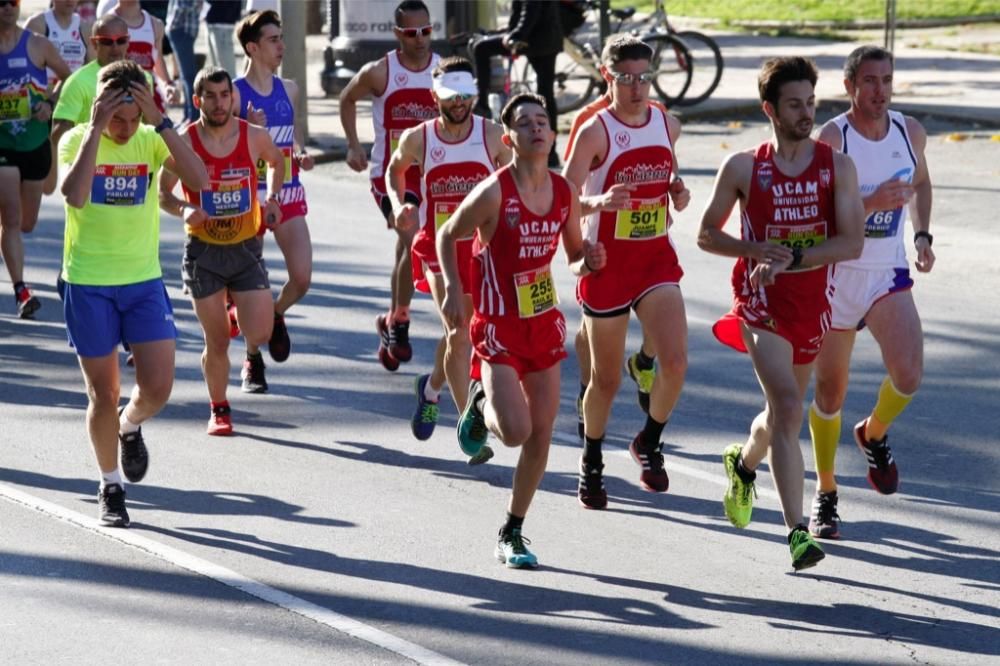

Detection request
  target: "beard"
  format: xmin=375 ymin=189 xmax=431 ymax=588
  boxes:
xmin=777 ymin=117 xmax=813 ymax=141
xmin=441 ymin=104 xmax=470 ymax=125
xmin=203 ymin=110 xmax=231 ymax=127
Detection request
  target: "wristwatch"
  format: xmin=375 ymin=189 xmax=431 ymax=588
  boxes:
xmin=153 ymin=116 xmax=175 ymax=134
xmin=914 ymin=230 xmax=933 ymax=246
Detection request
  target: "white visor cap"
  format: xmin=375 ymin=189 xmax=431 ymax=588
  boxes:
xmin=433 ymin=71 xmax=477 ymax=99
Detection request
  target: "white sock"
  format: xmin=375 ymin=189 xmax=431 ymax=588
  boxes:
xmin=101 ymin=469 xmax=124 ymax=488
xmin=119 ymin=406 xmax=140 ymax=434
xmin=424 ymin=380 xmax=441 ymax=403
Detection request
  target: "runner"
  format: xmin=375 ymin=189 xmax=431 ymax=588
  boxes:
xmin=697 ymin=56 xmax=864 ymax=569
xmin=563 ymin=35 xmax=691 ymax=509
xmin=112 ymin=0 xmax=175 ymax=112
xmin=59 ymin=60 xmax=207 ymax=526
xmin=340 ymin=0 xmax=439 ymax=372
xmin=159 ymin=66 xmax=285 ymax=435
xmin=562 ymin=90 xmax=684 ymax=436
xmin=807 ymin=45 xmax=935 ymax=538
xmin=439 ymin=93 xmax=605 ymax=568
xmin=386 ymin=55 xmax=510 ymax=461
xmin=233 ymin=8 xmax=314 ymax=393
xmin=0 ymin=0 xmax=70 ymax=318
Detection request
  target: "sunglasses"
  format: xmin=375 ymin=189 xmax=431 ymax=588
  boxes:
xmin=396 ymin=24 xmax=432 ymax=38
xmin=0 ymin=0 xmax=20 ymax=8
xmin=94 ymin=35 xmax=130 ymax=46
xmin=609 ymin=70 xmax=655 ymax=85
xmin=441 ymin=93 xmax=475 ymax=102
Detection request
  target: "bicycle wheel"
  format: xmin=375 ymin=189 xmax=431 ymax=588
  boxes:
xmin=516 ymin=54 xmax=597 ymax=114
xmin=645 ymin=34 xmax=693 ymax=108
xmin=671 ymin=30 xmax=724 ymax=107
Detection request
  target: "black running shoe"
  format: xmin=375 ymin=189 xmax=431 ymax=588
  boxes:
xmin=578 ymin=458 xmax=608 ymax=510
xmin=809 ymin=490 xmax=841 ymax=539
xmin=119 ymin=427 xmax=149 ymax=483
xmin=15 ymin=286 xmax=40 ymax=320
xmin=241 ymin=353 xmax=268 ymax=393
xmin=98 ymin=483 xmax=130 ymax=527
xmin=375 ymin=314 xmax=399 ymax=372
xmin=268 ymin=313 xmax=291 ymax=363
xmin=389 ymin=319 xmax=412 ymax=362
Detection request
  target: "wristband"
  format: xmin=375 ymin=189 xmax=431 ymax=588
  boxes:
xmin=153 ymin=115 xmax=174 ymax=134
xmin=788 ymin=246 xmax=803 ymax=270
xmin=914 ymin=230 xmax=933 ymax=246
xmin=583 ymin=255 xmax=595 ymax=272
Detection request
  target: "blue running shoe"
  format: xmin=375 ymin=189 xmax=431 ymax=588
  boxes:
xmin=411 ymin=374 xmax=439 ymax=440
xmin=457 ymin=380 xmax=488 ymax=456
xmin=495 ymin=528 xmax=538 ymax=569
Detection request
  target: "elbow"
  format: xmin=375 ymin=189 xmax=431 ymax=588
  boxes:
xmin=696 ymin=229 xmax=713 ymax=252
xmin=62 ymin=185 xmax=84 ymax=209
xmin=846 ymin=235 xmax=864 ymax=260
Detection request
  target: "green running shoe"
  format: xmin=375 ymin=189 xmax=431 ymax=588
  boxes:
xmin=467 ymin=445 xmax=495 ymax=466
xmin=723 ymin=443 xmax=756 ymax=528
xmin=457 ymin=380 xmax=488 ymax=456
xmin=626 ymin=352 xmax=655 ymax=413
xmin=495 ymin=528 xmax=538 ymax=569
xmin=789 ymin=526 xmax=826 ymax=571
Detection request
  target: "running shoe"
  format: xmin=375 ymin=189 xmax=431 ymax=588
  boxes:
xmin=241 ymin=353 xmax=268 ymax=393
xmin=268 ymin=312 xmax=291 ymax=363
xmin=389 ymin=319 xmax=412 ymax=362
xmin=98 ymin=483 xmax=130 ymax=527
xmin=578 ymin=458 xmax=608 ymax=510
xmin=375 ymin=314 xmax=400 ymax=372
xmin=15 ymin=286 xmax=40 ymax=320
xmin=628 ymin=433 xmax=669 ymax=493
xmin=626 ymin=352 xmax=655 ymax=414
xmin=207 ymin=404 xmax=234 ymax=436
xmin=495 ymin=528 xmax=538 ymax=569
xmin=457 ymin=380 xmax=489 ymax=456
xmin=854 ymin=419 xmax=898 ymax=494
xmin=809 ymin=490 xmax=841 ymax=539
xmin=227 ymin=297 xmax=240 ymax=339
xmin=576 ymin=394 xmax=584 ymax=440
xmin=722 ymin=443 xmax=755 ymax=528
xmin=411 ymin=374 xmax=439 ymax=441
xmin=467 ymin=445 xmax=495 ymax=466
xmin=789 ymin=525 xmax=825 ymax=571
xmin=119 ymin=425 xmax=149 ymax=483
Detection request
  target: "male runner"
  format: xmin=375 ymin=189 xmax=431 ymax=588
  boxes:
xmin=112 ymin=0 xmax=175 ymax=111
xmin=233 ymin=8 xmax=314 ymax=393
xmin=0 ymin=0 xmax=70 ymax=318
xmin=60 ymin=60 xmax=207 ymax=526
xmin=563 ymin=36 xmax=690 ymax=509
xmin=159 ymin=66 xmax=285 ymax=435
xmin=387 ymin=56 xmax=510 ymax=452
xmin=340 ymin=0 xmax=439 ymax=371
xmin=697 ymin=56 xmax=864 ymax=569
xmin=440 ymin=93 xmax=606 ymax=568
xmin=807 ymin=45 xmax=935 ymax=538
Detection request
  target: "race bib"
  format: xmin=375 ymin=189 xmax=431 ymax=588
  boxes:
xmin=864 ymin=208 xmax=903 ymax=239
xmin=0 ymin=89 xmax=30 ymax=122
xmin=90 ymin=164 xmax=149 ymax=206
xmin=766 ymin=221 xmax=827 ymax=271
xmin=255 ymin=147 xmax=294 ymax=187
xmin=434 ymin=201 xmax=457 ymax=230
xmin=514 ymin=266 xmax=557 ymax=319
xmin=200 ymin=176 xmax=253 ymax=218
xmin=614 ymin=197 xmax=668 ymax=240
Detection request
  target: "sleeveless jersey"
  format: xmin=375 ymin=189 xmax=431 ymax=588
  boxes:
xmin=124 ymin=9 xmax=157 ymax=72
xmin=736 ymin=141 xmax=837 ymax=322
xmin=234 ymin=75 xmax=301 ymax=192
xmin=182 ymin=119 xmax=260 ymax=245
xmin=0 ymin=30 xmax=49 ymax=151
xmin=472 ymin=166 xmax=572 ymax=320
xmin=369 ymin=50 xmax=439 ymax=181
xmin=832 ymin=110 xmax=917 ymax=269
xmin=44 ymin=10 xmax=87 ymax=78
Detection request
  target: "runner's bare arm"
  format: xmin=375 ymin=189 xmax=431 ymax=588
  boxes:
xmin=563 ymin=119 xmax=634 ymax=216
xmin=794 ymin=151 xmax=865 ymax=269
xmin=283 ymin=78 xmax=313 ymax=171
xmin=62 ymin=87 xmax=125 ymax=208
xmin=664 ymin=113 xmax=690 ymax=212
xmin=560 ymin=181 xmax=605 ymax=276
xmin=386 ymin=125 xmax=423 ymax=230
xmin=485 ymin=120 xmax=513 ymax=167
xmin=250 ymin=124 xmax=285 ymax=201
xmin=339 ymin=59 xmax=387 ymax=172
xmin=906 ymin=116 xmax=935 ymax=272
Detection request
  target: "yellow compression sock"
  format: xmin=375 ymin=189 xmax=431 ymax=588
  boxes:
xmin=809 ymin=401 xmax=841 ymax=493
xmin=867 ymin=376 xmax=914 ymax=441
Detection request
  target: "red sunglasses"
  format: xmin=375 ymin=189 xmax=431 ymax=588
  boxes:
xmin=93 ymin=35 xmax=130 ymax=46
xmin=396 ymin=25 xmax=432 ymax=38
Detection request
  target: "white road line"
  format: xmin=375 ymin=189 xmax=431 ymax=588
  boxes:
xmin=551 ymin=430 xmax=778 ymax=499
xmin=0 ymin=482 xmax=465 ymax=666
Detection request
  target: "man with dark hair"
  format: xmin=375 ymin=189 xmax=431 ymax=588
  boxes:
xmin=232 ymin=8 xmax=314 ymax=393
xmin=807 ymin=45 xmax=934 ymax=539
xmin=59 ymin=59 xmax=207 ymax=526
xmin=697 ymin=56 xmax=865 ymax=570
xmin=387 ymin=55 xmax=510 ymax=455
xmin=159 ymin=65 xmax=286 ymax=436
xmin=0 ymin=0 xmax=71 ymax=318
xmin=438 ymin=92 xmax=605 ymax=568
xmin=563 ymin=35 xmax=691 ymax=509
xmin=340 ymin=0 xmax=439 ymax=372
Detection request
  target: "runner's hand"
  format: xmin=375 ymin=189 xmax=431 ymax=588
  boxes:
xmin=914 ymin=236 xmax=935 ymax=273
xmin=246 ymin=101 xmax=267 ymax=126
xmin=750 ymin=241 xmax=793 ymax=264
xmin=32 ymin=99 xmax=53 ymax=122
xmin=868 ymin=178 xmax=913 ymax=211
xmin=183 ymin=206 xmax=208 ymax=228
xmin=598 ymin=183 xmax=636 ymax=211
xmin=394 ymin=203 xmax=419 ymax=232
xmin=750 ymin=260 xmax=785 ymax=289
xmin=583 ymin=239 xmax=606 ymax=272
xmin=669 ymin=177 xmax=690 ymax=212
xmin=441 ymin=285 xmax=466 ymax=332
xmin=165 ymin=83 xmax=180 ymax=106
xmin=90 ymin=86 xmax=126 ymax=130
xmin=346 ymin=144 xmax=368 ymax=172
xmin=264 ymin=198 xmax=283 ymax=229
xmin=129 ymin=81 xmax=162 ymax=126
xmin=297 ymin=150 xmax=314 ymax=171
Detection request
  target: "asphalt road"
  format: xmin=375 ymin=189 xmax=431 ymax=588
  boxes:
xmin=1 ymin=115 xmax=998 ymax=665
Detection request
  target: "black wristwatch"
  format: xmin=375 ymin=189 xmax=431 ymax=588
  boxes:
xmin=153 ymin=116 xmax=175 ymax=134
xmin=788 ymin=246 xmax=803 ymax=270
xmin=914 ymin=230 xmax=933 ymax=246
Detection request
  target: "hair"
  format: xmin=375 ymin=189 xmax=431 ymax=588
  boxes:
xmin=433 ymin=55 xmax=474 ymax=77
xmin=757 ymin=56 xmax=818 ymax=107
xmin=235 ymin=9 xmax=281 ymax=55
xmin=500 ymin=92 xmax=549 ymax=129
xmin=93 ymin=14 xmax=128 ymax=36
xmin=97 ymin=59 xmax=147 ymax=95
xmin=601 ymin=34 xmax=653 ymax=66
xmin=395 ymin=0 xmax=429 ymax=26
xmin=193 ymin=66 xmax=233 ymax=97
xmin=844 ymin=45 xmax=894 ymax=82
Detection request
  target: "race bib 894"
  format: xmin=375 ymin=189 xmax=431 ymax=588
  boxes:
xmin=90 ymin=163 xmax=149 ymax=206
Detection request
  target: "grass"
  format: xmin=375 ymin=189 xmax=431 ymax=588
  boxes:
xmin=613 ymin=0 xmax=1000 ymax=22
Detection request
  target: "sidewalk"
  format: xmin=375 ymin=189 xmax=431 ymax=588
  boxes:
xmin=299 ymin=28 xmax=1000 ymax=164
